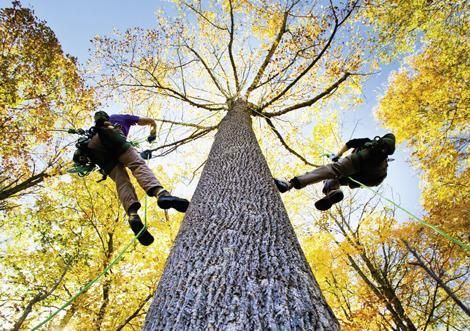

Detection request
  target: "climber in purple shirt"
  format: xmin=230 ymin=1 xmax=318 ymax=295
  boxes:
xmin=87 ymin=111 xmax=189 ymax=246
xmin=108 ymin=114 xmax=157 ymax=140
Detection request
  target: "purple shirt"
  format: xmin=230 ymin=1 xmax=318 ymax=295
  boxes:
xmin=109 ymin=114 xmax=139 ymax=137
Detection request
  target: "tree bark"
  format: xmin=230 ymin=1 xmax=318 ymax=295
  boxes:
xmin=143 ymin=99 xmax=339 ymax=330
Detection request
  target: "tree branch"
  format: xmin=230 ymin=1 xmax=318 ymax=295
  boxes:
xmin=184 ymin=42 xmax=229 ymax=97
xmin=13 ymin=267 xmax=69 ymax=331
xmin=183 ymin=2 xmax=228 ymax=31
xmin=228 ymin=0 xmax=240 ymax=93
xmin=265 ymin=118 xmax=319 ymax=167
xmin=154 ymin=118 xmax=215 ymax=130
xmin=0 ymin=170 xmax=48 ymax=201
xmin=263 ymin=72 xmax=351 ymax=117
xmin=116 ymin=293 xmax=153 ymax=331
xmin=149 ymin=126 xmax=218 ymax=157
xmin=403 ymin=240 xmax=470 ymax=317
xmin=259 ymin=1 xmax=358 ymax=110
xmin=246 ymin=9 xmax=289 ymax=95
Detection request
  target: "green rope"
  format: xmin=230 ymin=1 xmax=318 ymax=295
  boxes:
xmin=31 ymin=175 xmax=150 ymax=330
xmin=347 ymin=177 xmax=469 ymax=251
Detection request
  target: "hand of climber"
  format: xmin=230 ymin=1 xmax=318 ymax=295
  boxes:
xmin=331 ymin=154 xmax=340 ymax=162
xmin=147 ymin=134 xmax=156 ymax=143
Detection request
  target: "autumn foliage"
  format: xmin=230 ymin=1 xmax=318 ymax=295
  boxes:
xmin=1 ymin=0 xmax=468 ymax=330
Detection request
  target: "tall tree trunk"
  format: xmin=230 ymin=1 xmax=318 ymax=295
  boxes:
xmin=143 ymin=99 xmax=339 ymax=330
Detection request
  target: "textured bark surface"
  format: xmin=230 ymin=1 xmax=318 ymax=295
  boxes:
xmin=143 ymin=100 xmax=339 ymax=330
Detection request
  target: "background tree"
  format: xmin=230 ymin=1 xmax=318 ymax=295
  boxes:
xmin=369 ymin=0 xmax=469 ymax=241
xmin=0 ymin=1 xmax=94 ymax=209
xmin=302 ymin=190 xmax=469 ymax=330
xmin=0 ymin=171 xmax=182 ymax=330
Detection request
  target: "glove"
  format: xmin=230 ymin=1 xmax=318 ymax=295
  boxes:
xmin=147 ymin=135 xmax=156 ymax=143
xmin=140 ymin=150 xmax=152 ymax=160
xmin=331 ymin=154 xmax=340 ymax=162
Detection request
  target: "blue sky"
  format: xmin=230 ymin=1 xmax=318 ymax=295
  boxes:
xmin=6 ymin=0 xmax=423 ymax=218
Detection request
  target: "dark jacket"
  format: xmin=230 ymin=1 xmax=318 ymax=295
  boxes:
xmin=345 ymin=133 xmax=396 ymax=187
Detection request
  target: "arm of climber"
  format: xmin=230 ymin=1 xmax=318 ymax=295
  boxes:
xmin=138 ymin=117 xmax=157 ymax=142
xmin=332 ymin=138 xmax=371 ymax=161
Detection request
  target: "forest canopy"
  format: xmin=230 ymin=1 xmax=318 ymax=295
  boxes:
xmin=1 ymin=0 xmax=468 ymax=330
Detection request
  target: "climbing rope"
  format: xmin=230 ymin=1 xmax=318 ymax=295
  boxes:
xmin=31 ymin=166 xmax=151 ymax=330
xmin=347 ymin=177 xmax=469 ymax=251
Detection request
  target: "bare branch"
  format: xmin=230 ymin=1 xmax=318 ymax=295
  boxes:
xmin=246 ymin=9 xmax=289 ymax=95
xmin=260 ymin=1 xmax=358 ymax=109
xmin=154 ymin=118 xmax=215 ymax=130
xmin=115 ymin=62 xmax=225 ymax=111
xmin=265 ymin=118 xmax=320 ymax=167
xmin=403 ymin=240 xmax=470 ymax=317
xmin=263 ymin=72 xmax=351 ymax=117
xmin=183 ymin=2 xmax=228 ymax=31
xmin=184 ymin=42 xmax=229 ymax=97
xmin=228 ymin=0 xmax=240 ymax=93
xmin=149 ymin=126 xmax=218 ymax=157
xmin=115 ymin=293 xmax=153 ymax=331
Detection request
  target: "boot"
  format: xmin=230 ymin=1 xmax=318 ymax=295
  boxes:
xmin=314 ymin=189 xmax=344 ymax=211
xmin=274 ymin=178 xmax=293 ymax=193
xmin=157 ymin=190 xmax=189 ymax=213
xmin=128 ymin=213 xmax=154 ymax=246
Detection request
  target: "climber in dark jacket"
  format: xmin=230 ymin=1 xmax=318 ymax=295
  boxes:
xmin=275 ymin=133 xmax=396 ymax=211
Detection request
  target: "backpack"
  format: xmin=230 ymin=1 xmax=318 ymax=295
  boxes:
xmin=69 ymin=127 xmax=115 ymax=181
xmin=348 ymin=133 xmax=396 ymax=187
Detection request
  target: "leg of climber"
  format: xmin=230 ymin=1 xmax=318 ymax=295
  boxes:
xmin=292 ymin=155 xmax=358 ymax=189
xmin=314 ymin=179 xmax=344 ymax=211
xmin=108 ymin=164 xmax=154 ymax=246
xmin=274 ymin=155 xmax=358 ymax=194
xmin=117 ymin=147 xmax=190 ymax=213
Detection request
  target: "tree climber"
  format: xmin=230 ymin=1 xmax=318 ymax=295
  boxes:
xmin=274 ymin=133 xmax=396 ymax=211
xmin=87 ymin=111 xmax=190 ymax=246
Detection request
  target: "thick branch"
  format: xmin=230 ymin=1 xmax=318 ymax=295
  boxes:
xmin=260 ymin=1 xmax=358 ymax=109
xmin=228 ymin=0 xmax=240 ymax=93
xmin=264 ymin=72 xmax=351 ymax=117
xmin=246 ymin=9 xmax=289 ymax=94
xmin=0 ymin=171 xmax=48 ymax=201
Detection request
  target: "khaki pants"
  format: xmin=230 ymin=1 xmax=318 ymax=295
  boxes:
xmin=89 ymin=135 xmax=162 ymax=213
xmin=295 ymin=155 xmax=358 ymax=192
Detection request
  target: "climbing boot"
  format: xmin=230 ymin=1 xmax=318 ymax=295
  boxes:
xmin=274 ymin=178 xmax=293 ymax=193
xmin=128 ymin=213 xmax=154 ymax=246
xmin=157 ymin=190 xmax=189 ymax=213
xmin=314 ymin=189 xmax=344 ymax=211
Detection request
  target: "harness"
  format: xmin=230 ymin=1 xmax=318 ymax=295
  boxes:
xmin=68 ymin=127 xmax=108 ymax=182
